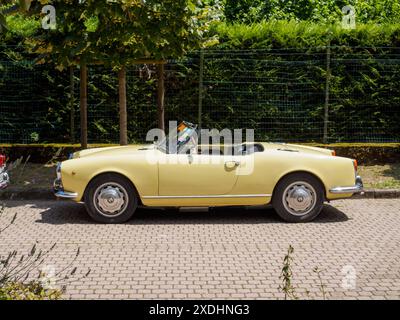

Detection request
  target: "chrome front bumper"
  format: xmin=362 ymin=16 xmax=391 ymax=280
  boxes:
xmin=0 ymin=167 xmax=10 ymax=190
xmin=329 ymin=175 xmax=364 ymax=194
xmin=53 ymin=178 xmax=78 ymax=199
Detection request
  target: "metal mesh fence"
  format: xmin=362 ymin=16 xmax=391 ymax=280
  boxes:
xmin=0 ymin=46 xmax=399 ymax=144
xmin=329 ymin=48 xmax=400 ymax=142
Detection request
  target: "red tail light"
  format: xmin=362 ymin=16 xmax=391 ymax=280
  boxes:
xmin=0 ymin=155 xmax=5 ymax=167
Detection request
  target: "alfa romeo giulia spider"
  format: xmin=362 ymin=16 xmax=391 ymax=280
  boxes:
xmin=54 ymin=122 xmax=363 ymax=223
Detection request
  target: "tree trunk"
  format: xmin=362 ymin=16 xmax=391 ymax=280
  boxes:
xmin=118 ymin=66 xmax=128 ymax=145
xmin=80 ymin=63 xmax=88 ymax=149
xmin=157 ymin=63 xmax=165 ymax=131
xmin=69 ymin=66 xmax=75 ymax=144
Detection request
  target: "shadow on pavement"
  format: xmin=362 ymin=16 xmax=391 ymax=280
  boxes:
xmin=13 ymin=200 xmax=351 ymax=225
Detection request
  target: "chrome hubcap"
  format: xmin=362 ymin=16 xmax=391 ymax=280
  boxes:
xmin=282 ymin=181 xmax=316 ymax=216
xmin=94 ymin=183 xmax=128 ymax=217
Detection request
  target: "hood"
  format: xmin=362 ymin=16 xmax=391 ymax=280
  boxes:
xmin=263 ymin=143 xmax=334 ymax=156
xmin=72 ymin=144 xmax=154 ymax=159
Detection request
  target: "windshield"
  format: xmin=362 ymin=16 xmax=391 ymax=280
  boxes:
xmin=157 ymin=122 xmax=198 ymax=154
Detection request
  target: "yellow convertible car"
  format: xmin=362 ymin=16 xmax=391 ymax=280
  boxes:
xmin=54 ymin=122 xmax=363 ymax=223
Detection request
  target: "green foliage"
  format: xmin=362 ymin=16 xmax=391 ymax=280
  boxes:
xmin=214 ymin=20 xmax=400 ymax=49
xmin=0 ymin=281 xmax=62 ymax=300
xmin=317 ymin=144 xmax=400 ymax=165
xmin=1 ymin=44 xmax=400 ymax=144
xmin=1 ymin=3 xmax=400 ymax=145
xmin=0 ymin=0 xmax=34 ymax=33
xmin=24 ymin=0 xmax=100 ymax=67
xmin=4 ymin=14 xmax=39 ymax=39
xmin=279 ymin=245 xmax=298 ymax=300
xmin=224 ymin=0 xmax=400 ymax=24
xmin=191 ymin=0 xmax=224 ymax=48
xmin=0 ymin=144 xmax=116 ymax=163
xmin=22 ymin=0 xmax=202 ymax=69
xmin=86 ymin=0 xmax=201 ymax=66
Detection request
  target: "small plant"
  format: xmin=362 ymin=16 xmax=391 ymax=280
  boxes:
xmin=6 ymin=148 xmax=63 ymax=194
xmin=0 ymin=203 xmax=90 ymax=300
xmin=0 ymin=281 xmax=62 ymax=300
xmin=278 ymin=245 xmax=329 ymax=300
xmin=313 ymin=267 xmax=327 ymax=300
xmin=15 ymin=155 xmax=30 ymax=185
xmin=279 ymin=245 xmax=298 ymax=300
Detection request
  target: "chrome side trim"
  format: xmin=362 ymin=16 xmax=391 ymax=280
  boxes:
xmin=143 ymin=194 xmax=271 ymax=199
xmin=329 ymin=175 xmax=364 ymax=194
xmin=55 ymin=191 xmax=78 ymax=199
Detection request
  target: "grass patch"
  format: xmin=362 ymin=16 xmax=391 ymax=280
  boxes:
xmin=8 ymin=163 xmax=55 ymax=190
xmin=358 ymin=163 xmax=400 ymax=189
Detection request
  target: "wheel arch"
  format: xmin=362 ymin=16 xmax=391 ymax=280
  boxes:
xmin=272 ymin=170 xmax=327 ymax=201
xmin=83 ymin=171 xmax=143 ymax=205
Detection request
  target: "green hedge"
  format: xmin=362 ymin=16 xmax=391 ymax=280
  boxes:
xmin=213 ymin=21 xmax=400 ymax=48
xmin=1 ymin=21 xmax=400 ymax=144
xmin=305 ymin=143 xmax=400 ymax=165
xmin=0 ymin=144 xmax=116 ymax=163
xmin=1 ymin=143 xmax=398 ymax=165
xmin=223 ymin=0 xmax=400 ymax=24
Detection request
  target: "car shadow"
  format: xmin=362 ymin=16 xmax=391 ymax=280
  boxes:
xmin=29 ymin=201 xmax=349 ymax=225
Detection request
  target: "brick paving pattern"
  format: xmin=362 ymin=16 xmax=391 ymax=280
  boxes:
xmin=0 ymin=199 xmax=399 ymax=300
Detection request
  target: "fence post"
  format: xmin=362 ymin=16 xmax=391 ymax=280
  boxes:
xmin=80 ymin=63 xmax=88 ymax=149
xmin=198 ymin=49 xmax=204 ymax=134
xmin=157 ymin=63 xmax=165 ymax=132
xmin=69 ymin=66 xmax=75 ymax=143
xmin=119 ymin=66 xmax=128 ymax=145
xmin=323 ymin=44 xmax=331 ymax=144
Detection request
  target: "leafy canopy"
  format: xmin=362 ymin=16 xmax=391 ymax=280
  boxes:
xmin=23 ymin=0 xmax=202 ymax=69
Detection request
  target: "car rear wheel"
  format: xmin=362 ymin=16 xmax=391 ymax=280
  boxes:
xmin=84 ymin=173 xmax=138 ymax=223
xmin=272 ymin=173 xmax=324 ymax=223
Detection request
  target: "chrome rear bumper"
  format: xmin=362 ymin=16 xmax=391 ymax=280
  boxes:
xmin=329 ymin=176 xmax=364 ymax=194
xmin=54 ymin=178 xmax=78 ymax=199
xmin=0 ymin=167 xmax=10 ymax=190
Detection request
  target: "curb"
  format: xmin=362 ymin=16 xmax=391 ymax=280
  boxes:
xmin=351 ymin=189 xmax=400 ymax=199
xmin=0 ymin=188 xmax=54 ymax=201
xmin=1 ymin=188 xmax=400 ymax=201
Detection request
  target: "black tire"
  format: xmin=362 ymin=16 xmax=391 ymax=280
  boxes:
xmin=272 ymin=173 xmax=324 ymax=223
xmin=84 ymin=173 xmax=138 ymax=223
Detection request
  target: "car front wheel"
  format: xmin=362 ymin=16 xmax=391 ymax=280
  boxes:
xmin=84 ymin=173 xmax=138 ymax=223
xmin=272 ymin=173 xmax=324 ymax=223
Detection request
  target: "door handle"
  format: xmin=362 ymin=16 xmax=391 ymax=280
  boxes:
xmin=225 ymin=160 xmax=240 ymax=169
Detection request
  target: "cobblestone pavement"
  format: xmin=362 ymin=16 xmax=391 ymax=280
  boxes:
xmin=0 ymin=199 xmax=399 ymax=300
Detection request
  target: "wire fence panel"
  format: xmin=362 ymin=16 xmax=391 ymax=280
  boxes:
xmin=0 ymin=47 xmax=399 ymax=144
xmin=198 ymin=49 xmax=327 ymax=142
xmin=0 ymin=61 xmax=53 ymax=143
xmin=329 ymin=47 xmax=400 ymax=142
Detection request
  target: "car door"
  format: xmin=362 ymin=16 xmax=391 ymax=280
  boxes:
xmin=158 ymin=153 xmax=240 ymax=196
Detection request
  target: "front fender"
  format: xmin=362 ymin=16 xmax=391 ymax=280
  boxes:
xmin=60 ymin=155 xmax=158 ymax=202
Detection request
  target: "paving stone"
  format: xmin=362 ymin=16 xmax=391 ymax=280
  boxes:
xmin=0 ymin=199 xmax=399 ymax=300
